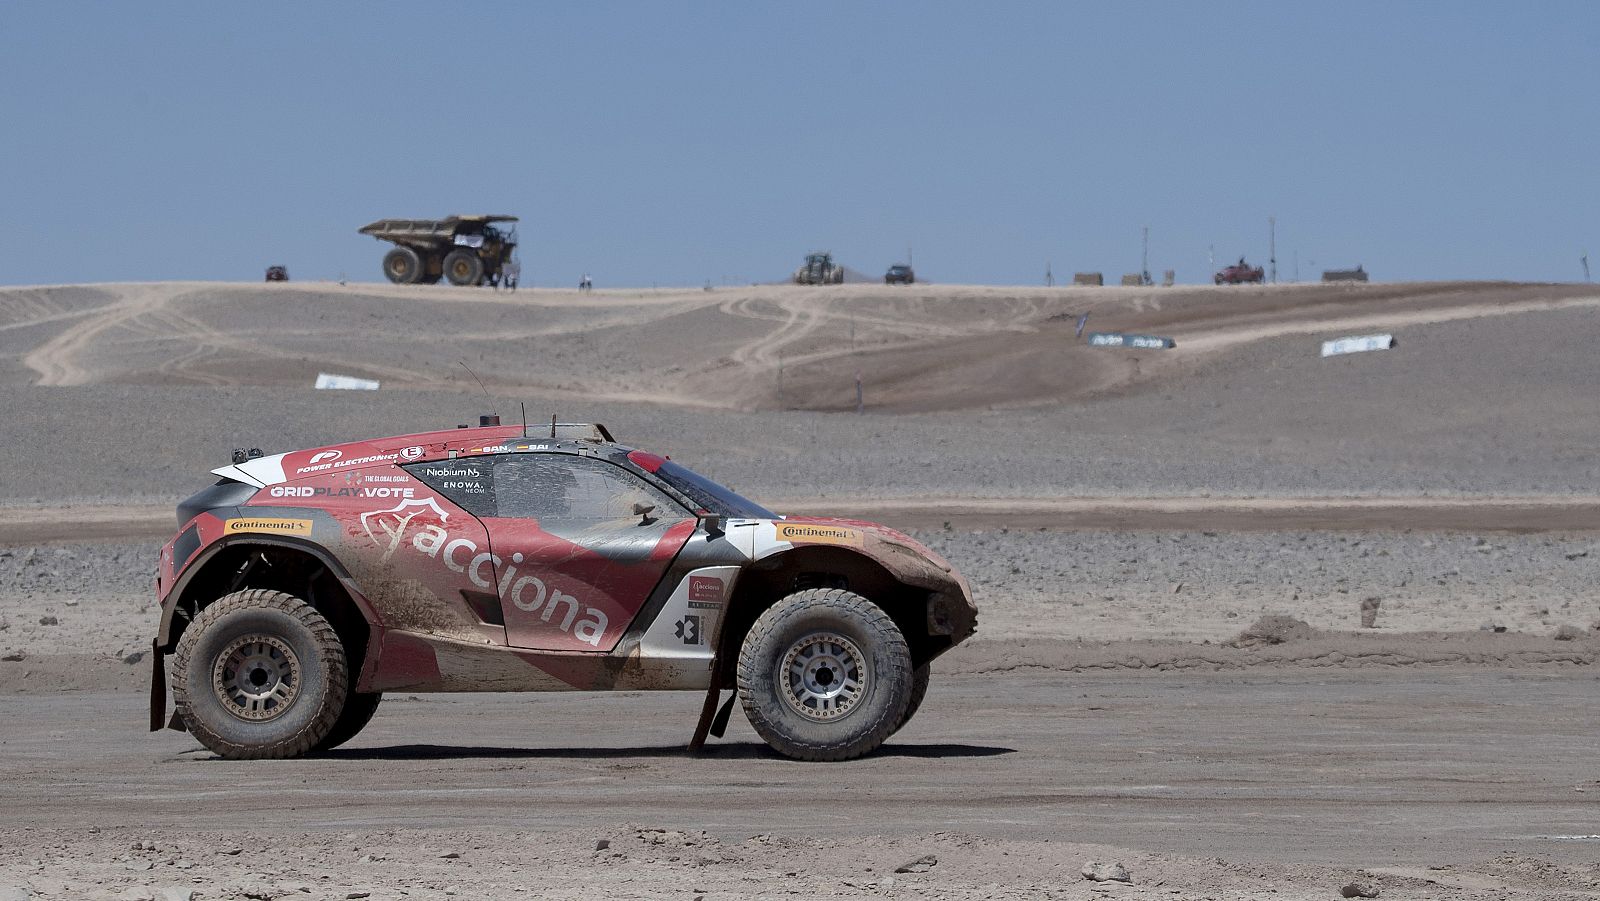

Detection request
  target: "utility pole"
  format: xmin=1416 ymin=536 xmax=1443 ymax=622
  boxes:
xmin=1045 ymin=260 xmax=1054 ymax=287
xmin=1141 ymin=225 xmax=1151 ymax=286
xmin=1293 ymin=250 xmax=1299 ymax=283
xmin=1583 ymin=253 xmax=1592 ymax=283
xmin=1268 ymin=216 xmax=1277 ymax=284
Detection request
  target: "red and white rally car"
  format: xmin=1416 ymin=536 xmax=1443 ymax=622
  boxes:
xmin=150 ymin=421 xmax=977 ymax=761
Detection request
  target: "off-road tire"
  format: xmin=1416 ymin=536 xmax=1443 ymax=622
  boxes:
xmin=312 ymin=691 xmax=382 ymax=753
xmin=890 ymin=663 xmax=930 ymax=736
xmin=172 ymin=589 xmax=348 ymax=760
xmin=383 ymin=246 xmax=423 ymax=284
xmin=736 ymin=588 xmax=912 ymax=761
xmin=443 ymin=249 xmax=484 ymax=286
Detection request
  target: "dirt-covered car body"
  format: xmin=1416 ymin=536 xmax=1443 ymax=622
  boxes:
xmin=151 ymin=425 xmax=976 ymax=714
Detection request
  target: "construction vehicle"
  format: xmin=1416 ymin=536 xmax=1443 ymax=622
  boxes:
xmin=1322 ymin=265 xmax=1369 ymax=283
xmin=358 ymin=215 xmax=519 ymax=287
xmin=792 ymin=252 xmax=844 ymax=285
xmin=1214 ymin=258 xmax=1265 ymax=285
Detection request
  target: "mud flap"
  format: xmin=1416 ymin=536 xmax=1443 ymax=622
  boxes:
xmin=689 ymin=688 xmax=719 ymax=752
xmin=688 ymin=654 xmax=723 ymax=752
xmin=148 ymin=638 xmax=166 ymax=733
xmin=689 ymin=635 xmax=731 ymax=752
xmin=708 ymin=693 xmax=737 ymax=738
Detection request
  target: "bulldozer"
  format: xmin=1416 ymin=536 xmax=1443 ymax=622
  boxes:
xmin=792 ymin=251 xmax=844 ymax=285
xmin=359 ymin=215 xmax=519 ymax=286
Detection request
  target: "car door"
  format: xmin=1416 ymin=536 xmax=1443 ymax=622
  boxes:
xmin=390 ymin=457 xmax=507 ymax=643
xmin=482 ymin=453 xmax=695 ymax=652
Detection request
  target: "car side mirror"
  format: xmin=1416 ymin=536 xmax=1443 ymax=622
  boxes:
xmin=632 ymin=502 xmax=656 ymax=525
xmin=698 ymin=512 xmax=724 ymax=537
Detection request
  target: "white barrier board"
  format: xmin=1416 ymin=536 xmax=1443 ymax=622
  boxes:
xmin=314 ymin=373 xmax=381 ymax=390
xmin=1320 ymin=334 xmax=1395 ymax=357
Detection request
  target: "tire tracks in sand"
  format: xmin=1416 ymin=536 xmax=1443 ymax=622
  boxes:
xmin=21 ymin=285 xmax=177 ymax=386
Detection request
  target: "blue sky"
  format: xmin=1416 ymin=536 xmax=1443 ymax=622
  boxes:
xmin=1 ymin=2 xmax=1595 ymax=286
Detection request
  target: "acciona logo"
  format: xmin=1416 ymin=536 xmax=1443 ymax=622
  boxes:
xmin=359 ymin=497 xmax=451 ymax=562
xmin=357 ymin=497 xmax=609 ymax=647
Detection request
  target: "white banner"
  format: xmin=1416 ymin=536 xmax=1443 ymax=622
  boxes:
xmin=314 ymin=373 xmax=381 ymax=390
xmin=1320 ymin=334 xmax=1395 ymax=357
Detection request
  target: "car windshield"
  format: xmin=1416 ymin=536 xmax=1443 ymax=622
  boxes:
xmin=653 ymin=459 xmax=775 ymax=519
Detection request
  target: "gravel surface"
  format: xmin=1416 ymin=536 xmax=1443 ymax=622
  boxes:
xmin=914 ymin=527 xmax=1600 ymax=641
xmin=5 ymin=531 xmax=1597 ymax=687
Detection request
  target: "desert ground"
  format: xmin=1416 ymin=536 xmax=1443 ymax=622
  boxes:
xmin=1 ymin=279 xmax=1598 ymax=899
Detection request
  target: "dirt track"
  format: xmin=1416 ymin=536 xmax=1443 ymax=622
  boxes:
xmin=3 ymin=670 xmax=1599 ymax=900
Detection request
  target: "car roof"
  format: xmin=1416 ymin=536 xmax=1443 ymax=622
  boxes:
xmin=213 ymin=422 xmax=624 ymax=487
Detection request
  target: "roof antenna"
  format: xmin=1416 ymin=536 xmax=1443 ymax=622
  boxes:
xmin=458 ymin=361 xmax=497 ymax=417
xmin=520 ymin=402 xmax=528 ymax=438
xmin=550 ymin=414 xmax=557 ymax=439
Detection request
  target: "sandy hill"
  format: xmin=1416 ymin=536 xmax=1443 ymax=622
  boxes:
xmin=3 ymin=280 xmax=1594 ymax=412
xmin=1 ymin=279 xmax=1597 ymax=505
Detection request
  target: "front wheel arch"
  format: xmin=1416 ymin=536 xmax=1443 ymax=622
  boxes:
xmin=715 ymin=547 xmax=934 ymax=684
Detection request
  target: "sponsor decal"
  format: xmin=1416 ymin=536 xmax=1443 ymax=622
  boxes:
xmin=414 ymin=462 xmax=493 ymax=498
xmin=269 ymin=485 xmax=416 ymax=499
xmin=358 ymin=498 xmax=608 ymax=647
xmin=294 ymin=449 xmax=402 ymax=476
xmin=400 ymin=445 xmax=424 ymax=461
xmin=674 ymin=614 xmax=703 ymax=645
xmin=775 ymin=522 xmax=863 ymax=547
xmin=686 ymin=575 xmax=723 ymax=603
xmin=224 ymin=518 xmax=313 ymax=537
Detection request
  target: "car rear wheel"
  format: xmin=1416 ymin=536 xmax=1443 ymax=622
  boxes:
xmin=383 ymin=246 xmax=423 ymax=284
xmin=312 ymin=691 xmax=382 ymax=753
xmin=172 ymin=589 xmax=349 ymax=759
xmin=443 ymin=249 xmax=484 ymax=286
xmin=736 ymin=588 xmax=912 ymax=761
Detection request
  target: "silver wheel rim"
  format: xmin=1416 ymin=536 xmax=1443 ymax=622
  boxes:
xmin=212 ymin=634 xmax=300 ymax=722
xmin=780 ymin=631 xmax=866 ymax=722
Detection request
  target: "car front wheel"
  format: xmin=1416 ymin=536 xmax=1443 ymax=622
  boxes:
xmin=736 ymin=588 xmax=912 ymax=761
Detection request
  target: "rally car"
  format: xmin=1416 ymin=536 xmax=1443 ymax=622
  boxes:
xmin=149 ymin=421 xmax=977 ymax=761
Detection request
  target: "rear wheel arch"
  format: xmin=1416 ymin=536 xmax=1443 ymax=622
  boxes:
xmin=161 ymin=538 xmax=375 ymax=680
